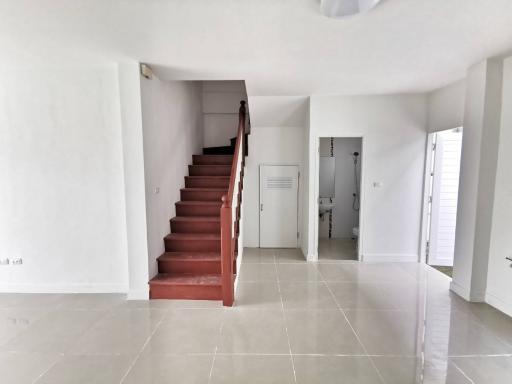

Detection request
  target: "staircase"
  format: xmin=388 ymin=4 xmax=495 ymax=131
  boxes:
xmin=149 ymin=153 xmax=233 ymax=300
xmin=149 ymin=100 xmax=247 ymax=305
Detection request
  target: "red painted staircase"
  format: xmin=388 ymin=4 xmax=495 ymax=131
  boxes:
xmin=149 ymin=154 xmax=233 ymax=300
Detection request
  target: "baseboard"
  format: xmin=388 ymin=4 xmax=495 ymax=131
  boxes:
xmin=307 ymin=252 xmax=318 ymax=262
xmin=485 ymin=290 xmax=512 ymax=317
xmin=449 ymin=281 xmax=486 ymax=302
xmin=0 ymin=283 xmax=128 ymax=294
xmin=361 ymin=253 xmax=418 ymax=263
xmin=127 ymin=287 xmax=150 ymax=300
xmin=450 ymin=281 xmax=471 ymax=301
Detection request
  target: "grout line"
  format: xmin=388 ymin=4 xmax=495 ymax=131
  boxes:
xmin=315 ymin=264 xmax=388 ymax=384
xmin=118 ymin=308 xmax=169 ymax=383
xmin=32 ymin=307 xmax=117 ymax=382
xmin=451 ymin=361 xmax=476 ymax=384
xmin=448 ymin=353 xmax=512 ymax=358
xmin=273 ymin=251 xmax=298 ymax=384
xmin=207 ymin=308 xmax=226 ymax=384
xmin=31 ymin=354 xmax=64 ymax=384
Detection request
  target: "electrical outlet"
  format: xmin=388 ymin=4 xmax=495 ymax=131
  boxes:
xmin=0 ymin=258 xmax=9 ymax=265
xmin=11 ymin=258 xmax=23 ymax=265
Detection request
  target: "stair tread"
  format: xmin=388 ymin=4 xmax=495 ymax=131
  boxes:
xmin=176 ymin=201 xmax=222 ymax=206
xmin=186 ymin=176 xmax=230 ymax=178
xmin=165 ymin=233 xmax=220 ymax=240
xmin=181 ymin=188 xmax=228 ymax=191
xmin=158 ymin=252 xmax=220 ymax=261
xmin=189 ymin=165 xmax=231 ymax=168
xmin=171 ymin=216 xmax=220 ymax=222
xmin=194 ymin=155 xmax=233 ymax=158
xmin=150 ymin=273 xmax=221 ymax=286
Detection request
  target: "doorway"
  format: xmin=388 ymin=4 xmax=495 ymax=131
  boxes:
xmin=259 ymin=165 xmax=299 ymax=248
xmin=424 ymin=128 xmax=463 ymax=277
xmin=318 ymin=137 xmax=362 ymax=261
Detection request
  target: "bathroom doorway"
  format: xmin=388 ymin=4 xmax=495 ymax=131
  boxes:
xmin=318 ymin=137 xmax=362 ymax=261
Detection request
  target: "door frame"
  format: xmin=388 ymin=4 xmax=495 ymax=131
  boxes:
xmin=312 ymin=136 xmax=365 ymax=262
xmin=258 ymin=164 xmax=300 ymax=248
xmin=419 ymin=132 xmax=436 ymax=264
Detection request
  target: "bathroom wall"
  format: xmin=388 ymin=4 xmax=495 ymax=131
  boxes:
xmin=319 ymin=137 xmax=362 ymax=239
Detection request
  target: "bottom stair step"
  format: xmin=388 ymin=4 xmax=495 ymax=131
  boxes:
xmin=158 ymin=252 xmax=221 ymax=274
xmin=149 ymin=273 xmax=222 ymax=300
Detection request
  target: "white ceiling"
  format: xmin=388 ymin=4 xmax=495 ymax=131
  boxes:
xmin=1 ymin=0 xmax=512 ymax=96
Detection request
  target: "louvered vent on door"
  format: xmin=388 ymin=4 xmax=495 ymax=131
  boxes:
xmin=267 ymin=176 xmax=293 ymax=189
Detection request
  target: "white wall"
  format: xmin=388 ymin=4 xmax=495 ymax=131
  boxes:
xmin=202 ymin=81 xmax=246 ymax=148
xmin=428 ymin=80 xmax=466 ymax=133
xmin=309 ymin=94 xmax=428 ymax=262
xmin=451 ymin=59 xmax=503 ymax=301
xmin=140 ymin=77 xmax=203 ymax=279
xmin=0 ymin=66 xmax=129 ymax=292
xmin=485 ymin=56 xmax=512 ymax=316
xmin=319 ymin=138 xmax=362 ymax=239
xmin=243 ymin=96 xmax=309 ymax=250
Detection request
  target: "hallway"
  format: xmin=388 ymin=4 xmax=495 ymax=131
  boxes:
xmin=1 ymin=249 xmax=512 ymax=383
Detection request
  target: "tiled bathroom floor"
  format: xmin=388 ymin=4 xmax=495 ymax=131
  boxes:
xmin=318 ymin=237 xmax=358 ymax=260
xmin=1 ymin=248 xmax=512 ymax=383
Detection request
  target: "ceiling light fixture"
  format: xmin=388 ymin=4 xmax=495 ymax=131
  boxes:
xmin=321 ymin=0 xmax=383 ymax=18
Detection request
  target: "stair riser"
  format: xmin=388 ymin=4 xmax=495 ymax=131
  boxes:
xmin=185 ymin=177 xmax=229 ymax=188
xmin=180 ymin=189 xmax=226 ymax=202
xmin=193 ymin=155 xmax=233 ymax=165
xmin=158 ymin=259 xmax=221 ymax=274
xmin=150 ymin=284 xmax=222 ymax=300
xmin=170 ymin=220 xmax=220 ymax=234
xmin=189 ymin=165 xmax=231 ymax=176
xmin=203 ymin=146 xmax=234 ymax=155
xmin=175 ymin=204 xmax=221 ymax=217
xmin=165 ymin=238 xmax=221 ymax=252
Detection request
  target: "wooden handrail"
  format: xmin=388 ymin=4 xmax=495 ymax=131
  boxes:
xmin=220 ymin=100 xmax=246 ymax=306
xmin=226 ymin=100 xmax=246 ymax=207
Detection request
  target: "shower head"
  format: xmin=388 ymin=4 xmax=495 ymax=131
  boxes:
xmin=353 ymin=152 xmax=359 ymax=157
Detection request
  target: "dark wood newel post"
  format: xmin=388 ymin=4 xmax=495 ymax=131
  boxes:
xmin=220 ymin=195 xmax=234 ymax=306
xmin=219 ymin=99 xmax=247 ymax=307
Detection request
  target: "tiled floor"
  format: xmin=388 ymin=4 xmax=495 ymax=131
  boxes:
xmin=1 ymin=248 xmax=512 ymax=383
xmin=318 ymin=237 xmax=358 ymax=260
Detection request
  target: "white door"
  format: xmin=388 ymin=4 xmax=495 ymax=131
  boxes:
xmin=428 ymin=129 xmax=463 ymax=266
xmin=259 ymin=165 xmax=299 ymax=248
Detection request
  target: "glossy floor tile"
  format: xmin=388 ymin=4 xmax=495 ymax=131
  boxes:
xmin=37 ymin=354 xmax=134 ymax=384
xmin=211 ymin=355 xmax=296 ymax=384
xmin=293 ymin=356 xmax=382 ymax=384
xmin=122 ymin=353 xmax=213 ymax=384
xmin=0 ymin=352 xmax=60 ymax=384
xmin=218 ymin=308 xmax=289 ymax=353
xmin=2 ymin=247 xmax=512 ymax=383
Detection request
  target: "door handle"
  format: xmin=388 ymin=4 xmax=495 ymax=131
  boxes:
xmin=260 ymin=203 xmax=263 ymax=212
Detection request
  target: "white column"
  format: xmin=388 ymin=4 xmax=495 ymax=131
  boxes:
xmin=451 ymin=58 xmax=504 ymax=301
